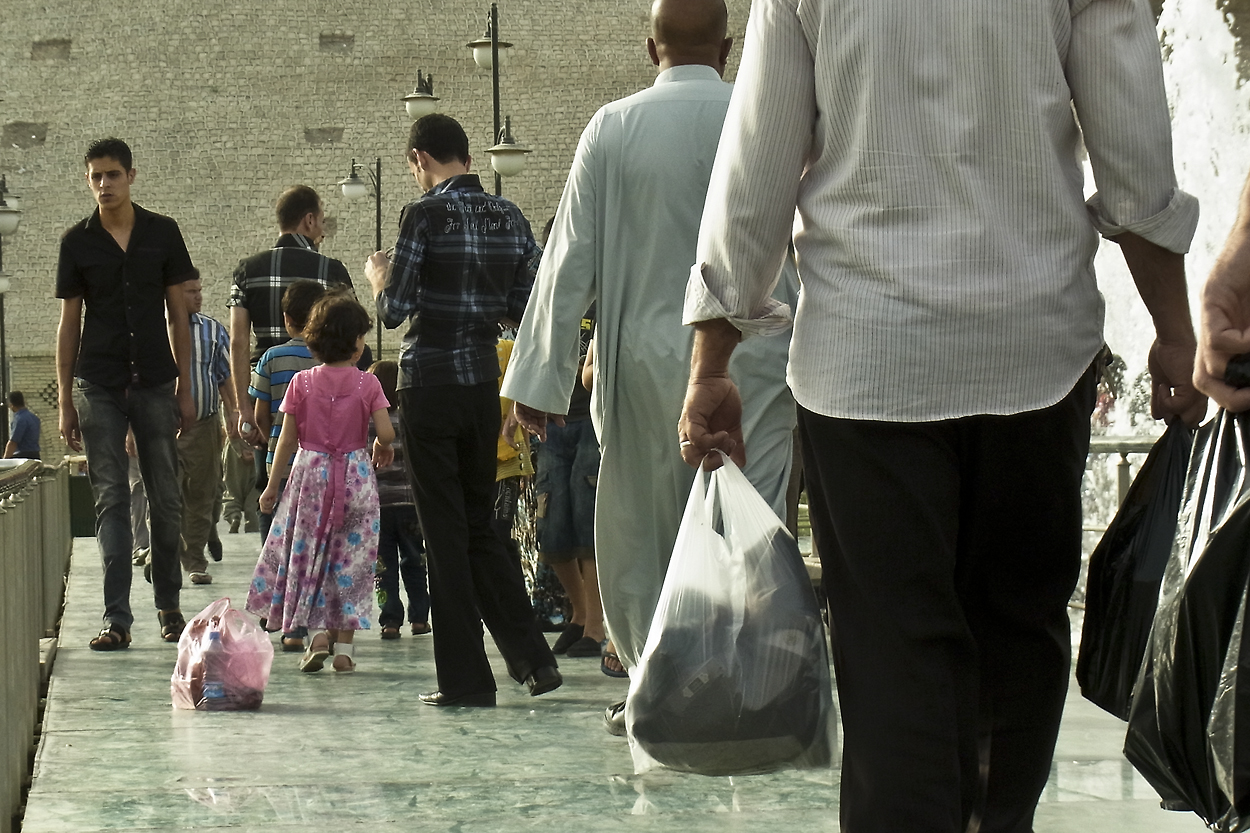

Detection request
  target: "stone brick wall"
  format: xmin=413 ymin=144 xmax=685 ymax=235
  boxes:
xmin=0 ymin=0 xmax=752 ymax=456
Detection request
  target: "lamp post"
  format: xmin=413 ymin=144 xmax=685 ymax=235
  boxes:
xmin=402 ymin=70 xmax=440 ymax=120
xmin=337 ymin=158 xmax=383 ymax=356
xmin=464 ymin=2 xmax=531 ymax=194
xmin=0 ymin=175 xmax=23 ymax=450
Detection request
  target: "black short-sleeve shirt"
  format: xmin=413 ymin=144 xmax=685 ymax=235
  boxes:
xmin=56 ymin=203 xmax=195 ymax=388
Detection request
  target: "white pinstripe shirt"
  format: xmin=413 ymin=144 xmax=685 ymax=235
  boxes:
xmin=685 ymin=0 xmax=1198 ymax=421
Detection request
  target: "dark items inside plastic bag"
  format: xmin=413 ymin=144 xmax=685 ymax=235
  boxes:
xmin=1124 ymin=408 xmax=1250 ymax=831
xmin=172 ymin=597 xmax=274 ymax=711
xmin=1076 ymin=420 xmax=1192 ymax=720
xmin=627 ymin=458 xmax=834 ymax=776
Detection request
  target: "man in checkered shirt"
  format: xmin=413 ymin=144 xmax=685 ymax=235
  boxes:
xmin=227 ymin=185 xmax=353 ymax=487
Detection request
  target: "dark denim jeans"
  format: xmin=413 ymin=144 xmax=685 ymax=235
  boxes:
xmin=534 ymin=418 xmax=599 ymax=560
xmin=74 ymin=378 xmax=182 ymax=630
xmin=375 ymin=504 xmax=430 ymax=627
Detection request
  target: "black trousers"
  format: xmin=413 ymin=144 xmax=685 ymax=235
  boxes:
xmin=399 ymin=382 xmax=555 ymax=695
xmin=801 ymin=366 xmax=1096 ymax=833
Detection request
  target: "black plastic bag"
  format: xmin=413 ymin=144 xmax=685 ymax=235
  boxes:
xmin=1076 ymin=420 xmax=1192 ymax=720
xmin=1125 ymin=409 xmax=1250 ymax=831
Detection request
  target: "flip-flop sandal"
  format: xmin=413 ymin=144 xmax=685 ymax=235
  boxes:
xmin=299 ymin=635 xmax=332 ymax=672
xmin=551 ymin=623 xmax=585 ymax=654
xmin=411 ymin=622 xmax=431 ymax=635
xmin=566 ymin=635 xmax=605 ymax=657
xmin=380 ymin=624 xmax=402 ymax=640
xmin=158 ymin=610 xmax=186 ymax=643
xmin=600 ymin=644 xmax=629 ymax=678
xmin=89 ymin=623 xmax=131 ymax=651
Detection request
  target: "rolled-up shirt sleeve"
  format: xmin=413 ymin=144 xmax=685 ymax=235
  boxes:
xmin=684 ymin=0 xmax=813 ymax=335
xmin=1070 ymin=0 xmax=1199 ymax=253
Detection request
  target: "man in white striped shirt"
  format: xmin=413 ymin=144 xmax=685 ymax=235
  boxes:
xmin=178 ymin=275 xmax=236 ymax=585
xmin=680 ymin=1 xmax=1206 ymax=831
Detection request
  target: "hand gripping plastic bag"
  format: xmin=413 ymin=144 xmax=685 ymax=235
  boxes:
xmin=1124 ymin=409 xmax=1250 ymax=831
xmin=625 ymin=453 xmax=835 ymax=776
xmin=172 ymin=597 xmax=275 ymax=711
xmin=1076 ymin=420 xmax=1193 ymax=720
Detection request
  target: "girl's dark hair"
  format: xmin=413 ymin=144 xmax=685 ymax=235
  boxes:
xmin=303 ymin=291 xmax=373 ymax=363
xmin=367 ymin=360 xmax=399 ymax=409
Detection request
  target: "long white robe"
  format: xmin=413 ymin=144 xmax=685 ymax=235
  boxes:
xmin=501 ymin=65 xmax=796 ymax=669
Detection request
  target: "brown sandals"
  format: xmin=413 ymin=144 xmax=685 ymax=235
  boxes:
xmin=88 ymin=623 xmax=131 ymax=651
xmin=158 ymin=610 xmax=186 ymax=643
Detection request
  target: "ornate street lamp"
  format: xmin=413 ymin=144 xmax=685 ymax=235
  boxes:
xmin=402 ymin=70 xmax=440 ymax=120
xmin=337 ymin=158 xmax=383 ymax=356
xmin=463 ymin=2 xmax=530 ymax=194
xmin=486 ymin=116 xmax=532 ymax=178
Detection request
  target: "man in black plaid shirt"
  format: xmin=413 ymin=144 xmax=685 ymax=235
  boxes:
xmin=366 ymin=114 xmax=559 ymax=707
xmin=228 ymin=185 xmax=352 ymax=446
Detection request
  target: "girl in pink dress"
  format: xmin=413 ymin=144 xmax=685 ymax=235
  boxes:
xmin=247 ymin=293 xmax=394 ymax=673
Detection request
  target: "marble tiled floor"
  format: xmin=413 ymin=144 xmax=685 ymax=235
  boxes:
xmin=21 ymin=528 xmax=1207 ymax=832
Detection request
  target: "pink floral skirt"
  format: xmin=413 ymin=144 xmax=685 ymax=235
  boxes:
xmin=246 ymin=447 xmax=379 ymax=632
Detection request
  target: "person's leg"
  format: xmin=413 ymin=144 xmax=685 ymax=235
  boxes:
xmin=221 ymin=442 xmax=243 ymax=531
xmin=128 ymin=456 xmax=150 ymax=559
xmin=800 ymin=409 xmax=977 ymax=833
xmin=207 ymin=480 xmax=223 ymax=563
xmin=176 ymin=417 xmax=220 ymax=578
xmin=129 ymin=382 xmax=184 ymax=619
xmin=375 ymin=505 xmax=406 ymax=631
xmin=550 ymin=561 xmax=585 ymax=624
xmin=74 ymin=381 xmax=137 ymax=632
xmin=578 ymin=559 xmax=605 ymax=644
xmin=957 ymin=368 xmax=1096 ymax=833
xmin=240 ymin=450 xmax=260 ymax=532
xmin=568 ymin=421 xmax=604 ymax=643
xmin=392 ymin=504 xmax=430 ymax=627
xmin=537 ymin=422 xmax=587 ymax=639
xmin=458 ymin=383 xmax=557 ymax=685
xmin=402 ymin=385 xmax=497 ymax=696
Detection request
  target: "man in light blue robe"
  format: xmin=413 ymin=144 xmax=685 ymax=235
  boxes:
xmin=502 ymin=0 xmax=796 ymax=730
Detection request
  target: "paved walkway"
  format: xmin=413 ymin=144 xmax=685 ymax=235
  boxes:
xmin=20 ymin=527 xmax=1207 ymax=832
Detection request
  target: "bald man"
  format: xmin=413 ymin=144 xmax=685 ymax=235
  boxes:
xmin=502 ymin=0 xmax=797 ymax=734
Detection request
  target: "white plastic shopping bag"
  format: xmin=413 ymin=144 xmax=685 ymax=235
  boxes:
xmin=626 ymin=453 xmax=836 ymax=775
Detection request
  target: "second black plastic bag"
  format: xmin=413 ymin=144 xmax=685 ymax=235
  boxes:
xmin=1076 ymin=420 xmax=1192 ymax=720
xmin=1125 ymin=409 xmax=1250 ymax=831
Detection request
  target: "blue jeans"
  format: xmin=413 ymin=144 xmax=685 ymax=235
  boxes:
xmin=375 ymin=504 xmax=430 ymax=627
xmin=74 ymin=378 xmax=182 ymax=630
xmin=535 ymin=418 xmax=599 ymax=562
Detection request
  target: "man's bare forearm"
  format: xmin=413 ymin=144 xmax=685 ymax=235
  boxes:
xmin=689 ymin=318 xmax=743 ymax=380
xmin=55 ymin=300 xmax=83 ymax=404
xmin=1115 ymin=232 xmax=1195 ymax=345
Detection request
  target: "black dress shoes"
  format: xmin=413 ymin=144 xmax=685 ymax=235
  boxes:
xmin=419 ymin=690 xmax=496 ymax=707
xmin=525 ymin=665 xmax=563 ymax=696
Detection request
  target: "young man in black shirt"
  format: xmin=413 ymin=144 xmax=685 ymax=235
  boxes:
xmin=56 ymin=138 xmax=195 ymax=651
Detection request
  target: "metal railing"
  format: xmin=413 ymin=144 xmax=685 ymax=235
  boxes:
xmin=0 ymin=460 xmax=71 ymax=831
xmin=1087 ymin=435 xmax=1159 ymax=508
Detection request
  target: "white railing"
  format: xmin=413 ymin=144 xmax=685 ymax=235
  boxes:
xmin=1087 ymin=435 xmax=1159 ymax=508
xmin=0 ymin=460 xmax=71 ymax=831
